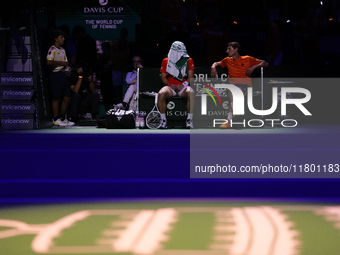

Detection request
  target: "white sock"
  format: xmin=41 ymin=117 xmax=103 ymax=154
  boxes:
xmin=187 ymin=113 xmax=193 ymax=120
xmin=228 ymin=112 xmax=233 ymax=120
xmin=161 ymin=113 xmax=167 ymax=121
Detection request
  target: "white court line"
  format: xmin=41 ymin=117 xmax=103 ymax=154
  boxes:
xmin=229 ymin=207 xmax=299 ymax=255
xmin=31 ymin=210 xmax=91 ymax=253
xmin=133 ymin=208 xmax=177 ymax=255
xmin=113 ymin=210 xmax=154 ymax=252
xmin=1 ymin=207 xmax=300 ymax=255
xmin=244 ymin=207 xmax=275 ymax=255
xmin=262 ymin=206 xmax=300 ymax=255
xmin=0 ymin=219 xmax=48 ymax=238
xmin=323 ymin=206 xmax=340 ymax=218
xmin=319 ymin=206 xmax=340 ymax=229
xmin=228 ymin=208 xmax=251 ymax=255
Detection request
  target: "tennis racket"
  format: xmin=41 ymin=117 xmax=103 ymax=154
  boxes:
xmin=146 ymin=93 xmax=162 ymax=129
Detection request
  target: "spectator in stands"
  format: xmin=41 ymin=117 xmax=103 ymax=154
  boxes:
xmin=114 ymin=55 xmax=143 ymax=111
xmin=72 ymin=25 xmax=97 ymax=72
xmin=265 ymin=18 xmax=283 ymax=66
xmin=110 ymin=27 xmax=131 ymax=104
xmin=202 ymin=17 xmax=229 ymax=63
xmin=97 ymin=41 xmax=114 ymax=111
xmin=58 ymin=24 xmax=77 ymax=67
xmin=294 ymin=7 xmax=323 ymax=65
xmin=68 ymin=62 xmax=100 ymax=124
xmin=157 ymin=41 xmax=195 ymax=129
xmin=46 ymin=30 xmax=74 ymax=127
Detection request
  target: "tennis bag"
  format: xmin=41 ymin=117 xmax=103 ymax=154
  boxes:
xmin=106 ymin=109 xmax=135 ymax=129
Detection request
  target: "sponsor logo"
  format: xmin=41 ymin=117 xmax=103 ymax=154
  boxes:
xmin=196 ymin=82 xmax=229 ymax=115
xmin=167 ymin=101 xmax=175 ymax=110
xmin=2 ymin=119 xmax=31 ymax=124
xmin=1 ymin=76 xmax=33 ymax=83
xmin=83 ymin=7 xmax=123 ymax=13
xmin=167 ymin=111 xmax=187 ymax=117
xmin=3 ymin=90 xmax=33 ymax=96
xmin=2 ymin=105 xmax=33 ymax=111
xmin=99 ymin=0 xmax=108 ymax=6
xmin=200 ymin=84 xmax=223 ymax=108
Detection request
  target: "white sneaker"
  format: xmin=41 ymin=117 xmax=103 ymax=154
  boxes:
xmin=160 ymin=120 xmax=168 ymax=129
xmin=64 ymin=119 xmax=75 ymax=126
xmin=53 ymin=118 xmax=67 ymax=127
xmin=186 ymin=119 xmax=193 ymax=129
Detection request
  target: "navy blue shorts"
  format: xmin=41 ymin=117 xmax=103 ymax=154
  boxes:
xmin=49 ymin=72 xmax=70 ymax=99
xmin=234 ymin=83 xmax=249 ymax=92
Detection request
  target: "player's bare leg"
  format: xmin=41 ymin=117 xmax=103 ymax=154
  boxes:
xmin=181 ymin=87 xmax=194 ymax=128
xmin=157 ymin=86 xmax=172 ymax=128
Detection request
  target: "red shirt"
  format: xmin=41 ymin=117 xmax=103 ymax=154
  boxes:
xmin=220 ymin=55 xmax=260 ymax=87
xmin=160 ymin=58 xmax=195 ymax=85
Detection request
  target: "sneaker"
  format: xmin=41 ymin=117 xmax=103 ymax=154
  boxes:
xmin=65 ymin=119 xmax=75 ymax=126
xmin=160 ymin=120 xmax=168 ymax=129
xmin=186 ymin=119 xmax=193 ymax=129
xmin=53 ymin=118 xmax=67 ymax=127
xmin=219 ymin=120 xmax=231 ymax=129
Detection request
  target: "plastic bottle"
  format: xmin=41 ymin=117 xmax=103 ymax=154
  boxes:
xmin=135 ymin=111 xmax=140 ymax=129
xmin=139 ymin=111 xmax=145 ymax=129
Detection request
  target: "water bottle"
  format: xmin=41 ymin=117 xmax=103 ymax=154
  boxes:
xmin=139 ymin=111 xmax=145 ymax=129
xmin=135 ymin=111 xmax=140 ymax=129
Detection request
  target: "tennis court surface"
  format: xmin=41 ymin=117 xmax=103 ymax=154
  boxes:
xmin=1 ymin=201 xmax=340 ymax=255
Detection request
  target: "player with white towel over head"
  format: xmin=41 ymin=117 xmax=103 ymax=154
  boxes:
xmin=157 ymin=41 xmax=195 ymax=129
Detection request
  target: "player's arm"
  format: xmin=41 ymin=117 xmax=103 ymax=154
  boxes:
xmin=126 ymin=73 xmax=138 ymax=85
xmin=210 ymin=61 xmax=221 ymax=78
xmin=187 ymin=69 xmax=194 ymax=85
xmin=160 ymin=72 xmax=169 ymax=86
xmin=125 ymin=73 xmax=134 ymax=85
xmin=245 ymin=59 xmax=268 ymax=77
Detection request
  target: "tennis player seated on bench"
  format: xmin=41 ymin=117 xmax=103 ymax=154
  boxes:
xmin=157 ymin=41 xmax=195 ymax=129
xmin=114 ymin=55 xmax=143 ymax=111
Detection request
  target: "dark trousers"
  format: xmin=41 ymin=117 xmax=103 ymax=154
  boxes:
xmin=100 ymin=73 xmax=115 ymax=111
xmin=70 ymin=92 xmax=100 ymax=119
xmin=113 ymin=85 xmax=123 ymax=104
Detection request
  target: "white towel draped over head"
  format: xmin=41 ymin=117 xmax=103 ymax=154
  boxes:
xmin=166 ymin=41 xmax=190 ymax=82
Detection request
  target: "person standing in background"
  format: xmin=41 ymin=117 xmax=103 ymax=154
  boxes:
xmin=46 ymin=30 xmax=74 ymax=127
